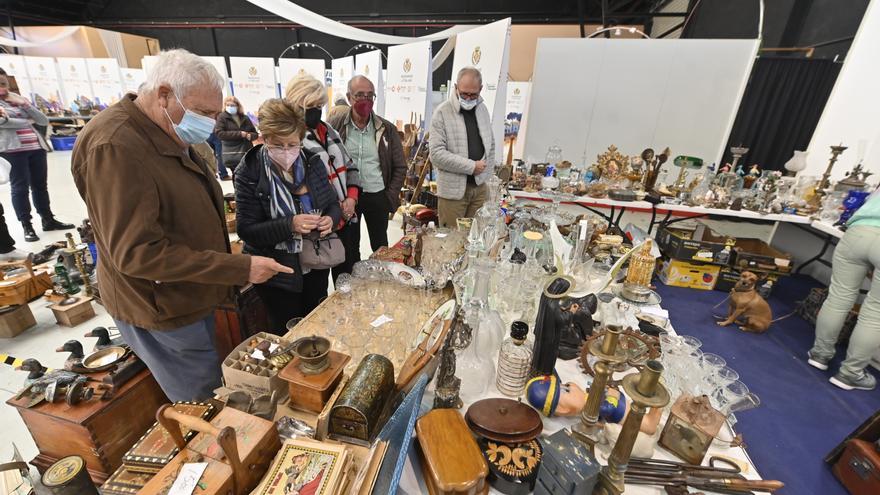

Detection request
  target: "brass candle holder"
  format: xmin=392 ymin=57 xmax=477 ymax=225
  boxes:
xmin=810 ymin=144 xmax=847 ymax=210
xmin=594 ymin=359 xmax=670 ymax=495
xmin=572 ymin=325 xmax=628 ymax=451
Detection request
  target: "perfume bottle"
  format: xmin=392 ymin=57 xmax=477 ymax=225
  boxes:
xmin=496 ymin=321 xmax=532 ymax=397
xmin=458 ymin=258 xmax=505 ymax=400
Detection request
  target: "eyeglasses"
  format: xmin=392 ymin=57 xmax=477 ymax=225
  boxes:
xmin=458 ymin=91 xmax=480 ymax=100
xmin=351 ymin=92 xmax=376 ymax=101
xmin=266 ymin=144 xmax=302 ymax=152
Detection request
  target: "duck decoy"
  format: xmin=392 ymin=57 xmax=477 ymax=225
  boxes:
xmin=56 ymin=340 xmax=88 ymax=372
xmin=83 ymin=326 xmax=126 ymax=351
xmin=14 ymin=359 xmax=87 ymax=404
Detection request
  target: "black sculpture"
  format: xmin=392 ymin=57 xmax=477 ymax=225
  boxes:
xmin=530 ymin=277 xmax=598 ymax=377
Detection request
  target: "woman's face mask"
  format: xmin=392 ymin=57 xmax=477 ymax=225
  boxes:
xmin=267 ymin=145 xmax=302 ymax=171
xmin=225 ymin=105 xmax=238 ymax=114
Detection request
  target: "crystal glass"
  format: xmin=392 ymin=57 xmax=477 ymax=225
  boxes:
xmin=700 ymin=353 xmax=727 ymax=379
xmin=719 ymin=380 xmax=750 ymax=415
xmin=458 ymin=258 xmax=504 ymax=400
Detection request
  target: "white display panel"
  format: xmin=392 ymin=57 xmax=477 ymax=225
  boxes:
xmin=119 ymin=68 xmax=146 ymax=94
xmin=278 ymin=58 xmax=326 ymax=95
xmin=330 ymin=56 xmax=354 ymax=107
xmin=57 ymin=57 xmax=93 ymax=109
xmin=201 ymin=56 xmax=230 ymax=96
xmin=451 ymin=18 xmax=511 ymax=161
xmin=523 ymin=38 xmax=758 ymax=169
xmin=229 ymin=56 xmax=278 ymax=126
xmin=85 ymin=58 xmax=124 ymax=107
xmin=384 ymin=40 xmax=432 ymax=129
xmin=0 ymin=54 xmax=32 ymax=99
xmin=355 ymin=50 xmax=385 ymax=115
xmin=23 ymin=56 xmax=63 ymax=106
xmin=807 ymin=0 xmax=880 ymax=179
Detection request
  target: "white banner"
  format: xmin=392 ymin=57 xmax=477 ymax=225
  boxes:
xmin=119 ymin=68 xmax=146 ymax=94
xmin=278 ymin=58 xmax=326 ymax=95
xmin=23 ymin=56 xmax=63 ymax=107
xmin=0 ymin=54 xmax=32 ymax=100
xmin=505 ymin=81 xmax=530 ymax=161
xmin=385 ymin=40 xmax=432 ymax=130
xmin=85 ymin=58 xmax=123 ymax=108
xmin=330 ymin=57 xmax=354 ymax=107
xmin=229 ymin=57 xmax=278 ymax=126
xmin=57 ymin=57 xmax=93 ymax=109
xmin=451 ymin=18 xmax=512 ymax=162
xmin=141 ymin=55 xmax=157 ymax=75
xmin=355 ymin=50 xmax=385 ymax=115
xmin=201 ymin=56 xmax=230 ymax=96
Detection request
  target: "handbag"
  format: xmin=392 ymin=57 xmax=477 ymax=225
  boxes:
xmin=299 ymin=231 xmax=345 ymax=270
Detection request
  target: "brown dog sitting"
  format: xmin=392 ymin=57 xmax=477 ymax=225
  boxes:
xmin=717 ymin=271 xmax=772 ymax=333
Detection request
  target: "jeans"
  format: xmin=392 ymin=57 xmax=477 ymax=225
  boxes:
xmin=811 ymin=225 xmax=880 ymax=379
xmin=207 ymin=133 xmax=227 ymax=178
xmin=438 ymin=182 xmax=488 ymax=228
xmin=358 ymin=190 xmax=391 ymax=253
xmin=114 ymin=315 xmax=221 ymax=402
xmin=1 ymin=150 xmax=51 ymax=223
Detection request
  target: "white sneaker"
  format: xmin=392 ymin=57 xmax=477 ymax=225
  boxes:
xmin=0 ymin=248 xmax=30 ymax=261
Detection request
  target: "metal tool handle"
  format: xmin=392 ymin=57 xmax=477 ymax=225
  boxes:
xmin=714 ymin=478 xmax=785 ymax=492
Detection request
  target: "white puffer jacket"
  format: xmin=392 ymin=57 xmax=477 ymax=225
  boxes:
xmin=429 ymin=92 xmax=496 ymax=200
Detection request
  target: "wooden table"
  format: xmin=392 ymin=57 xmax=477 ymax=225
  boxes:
xmin=5 ymin=368 xmax=168 ymax=484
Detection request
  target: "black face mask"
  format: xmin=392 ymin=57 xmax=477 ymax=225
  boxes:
xmin=305 ymin=107 xmax=322 ymax=129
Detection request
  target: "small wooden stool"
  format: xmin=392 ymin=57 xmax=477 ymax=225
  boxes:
xmin=51 ymin=297 xmax=96 ymax=327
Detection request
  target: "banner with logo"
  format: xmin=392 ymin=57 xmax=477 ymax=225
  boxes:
xmin=119 ymin=68 xmax=146 ymax=94
xmin=85 ymin=58 xmax=123 ymax=108
xmin=505 ymin=81 xmax=530 ymax=161
xmin=57 ymin=57 xmax=93 ymax=109
xmin=450 ymin=18 xmax=512 ymax=163
xmin=330 ymin=57 xmax=354 ymax=107
xmin=229 ymin=57 xmax=278 ymax=126
xmin=385 ymin=41 xmax=432 ymax=131
xmin=355 ymin=50 xmax=385 ymax=115
xmin=23 ymin=56 xmax=63 ymax=108
xmin=278 ymin=58 xmax=326 ymax=96
xmin=0 ymin=54 xmax=32 ymax=99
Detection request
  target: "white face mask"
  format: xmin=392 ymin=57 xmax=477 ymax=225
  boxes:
xmin=225 ymin=105 xmax=238 ymax=114
xmin=459 ymin=95 xmax=482 ymax=111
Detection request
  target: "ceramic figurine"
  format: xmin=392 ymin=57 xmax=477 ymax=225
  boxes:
xmin=14 ymin=359 xmax=87 ymax=403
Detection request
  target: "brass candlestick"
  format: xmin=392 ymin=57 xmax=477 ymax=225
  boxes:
xmin=72 ymin=246 xmax=93 ymax=297
xmin=572 ymin=325 xmax=628 ymax=451
xmin=594 ymin=360 xmax=670 ymax=495
xmin=819 ymin=144 xmax=848 ymax=192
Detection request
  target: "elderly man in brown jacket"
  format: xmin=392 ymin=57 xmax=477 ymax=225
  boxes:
xmin=72 ymin=49 xmax=290 ymax=401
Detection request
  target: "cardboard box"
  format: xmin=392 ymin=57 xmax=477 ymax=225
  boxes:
xmin=656 ymin=223 xmax=735 ymax=265
xmin=657 ymin=258 xmax=720 ymax=290
xmin=731 ymin=238 xmax=792 ymax=273
xmin=50 ymin=297 xmax=96 ymax=327
xmin=0 ymin=304 xmax=36 ymax=338
xmin=715 ymin=267 xmax=781 ymax=298
xmin=221 ymin=332 xmax=289 ymax=399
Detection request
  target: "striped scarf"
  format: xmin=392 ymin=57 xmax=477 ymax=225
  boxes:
xmin=262 ymin=147 xmax=302 ymax=254
xmin=302 ymin=124 xmax=353 ymax=202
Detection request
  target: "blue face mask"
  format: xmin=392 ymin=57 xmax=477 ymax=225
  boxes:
xmin=164 ymin=93 xmax=215 ymax=144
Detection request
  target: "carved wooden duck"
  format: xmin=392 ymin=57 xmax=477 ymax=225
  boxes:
xmin=84 ymin=326 xmax=126 ymax=351
xmin=56 ymin=340 xmax=88 ymax=372
xmin=14 ymin=358 xmax=85 ymax=401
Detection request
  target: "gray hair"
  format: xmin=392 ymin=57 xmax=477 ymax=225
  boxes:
xmin=347 ymin=75 xmax=374 ymax=94
xmin=142 ymin=49 xmax=225 ymax=98
xmin=456 ymin=66 xmax=482 ymax=86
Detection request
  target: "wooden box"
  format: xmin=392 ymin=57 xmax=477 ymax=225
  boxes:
xmin=99 ymin=465 xmax=153 ymax=495
xmin=5 ymin=368 xmax=167 ymax=484
xmin=50 ymin=297 xmax=96 ymax=327
xmin=0 ymin=270 xmax=52 ymax=307
xmin=121 ymin=401 xmax=216 ymax=473
xmin=278 ymin=350 xmax=350 ymax=414
xmin=141 ymin=405 xmax=281 ymax=495
xmin=416 ymin=409 xmax=489 ymax=495
xmin=0 ymin=304 xmax=36 ymax=338
xmin=329 ymin=354 xmax=394 ymax=446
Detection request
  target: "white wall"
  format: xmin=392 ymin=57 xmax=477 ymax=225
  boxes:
xmin=806 ymin=0 xmax=880 ymax=180
xmin=522 ymin=38 xmax=758 ymax=170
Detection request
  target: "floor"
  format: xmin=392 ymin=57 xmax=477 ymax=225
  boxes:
xmin=0 ymin=149 xmax=401 ymax=485
xmin=2 ymin=150 xmax=875 ymax=494
xmin=654 ymin=275 xmax=880 ymax=495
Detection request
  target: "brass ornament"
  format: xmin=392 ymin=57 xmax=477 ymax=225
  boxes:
xmin=578 ymin=328 xmax=660 ymax=385
xmin=594 ymin=145 xmax=629 ymax=180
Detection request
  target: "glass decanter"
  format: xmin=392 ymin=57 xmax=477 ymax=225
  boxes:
xmin=468 ymin=175 xmax=504 ymax=253
xmin=496 ymin=321 xmax=532 ymax=397
xmin=457 ymin=258 xmax=505 ymax=400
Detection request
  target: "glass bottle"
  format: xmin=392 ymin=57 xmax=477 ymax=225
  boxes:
xmin=458 ymin=258 xmax=505 ymax=400
xmin=468 ymin=176 xmax=504 ymax=253
xmin=496 ymin=321 xmax=532 ymax=397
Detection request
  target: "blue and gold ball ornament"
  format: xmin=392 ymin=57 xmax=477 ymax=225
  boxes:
xmin=525 ymin=373 xmax=561 ymax=417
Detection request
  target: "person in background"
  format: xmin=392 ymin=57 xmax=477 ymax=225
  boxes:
xmin=214 ymin=95 xmax=257 ymax=179
xmin=0 ymin=144 xmax=28 ymax=261
xmin=207 ymin=131 xmax=225 ymax=179
xmin=429 ymin=66 xmax=496 ymax=228
xmin=0 ymin=68 xmax=74 ymax=242
xmin=809 ymin=189 xmax=880 ymax=391
xmin=235 ymin=99 xmax=342 ymax=334
xmin=328 ymin=75 xmax=406 ymax=255
xmin=71 ymin=49 xmax=291 ymax=401
xmin=327 ymin=95 xmax=350 ymax=123
xmin=284 ymin=74 xmax=361 ymax=280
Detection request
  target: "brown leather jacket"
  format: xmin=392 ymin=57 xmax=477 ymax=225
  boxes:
xmin=72 ymin=95 xmax=251 ymax=330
